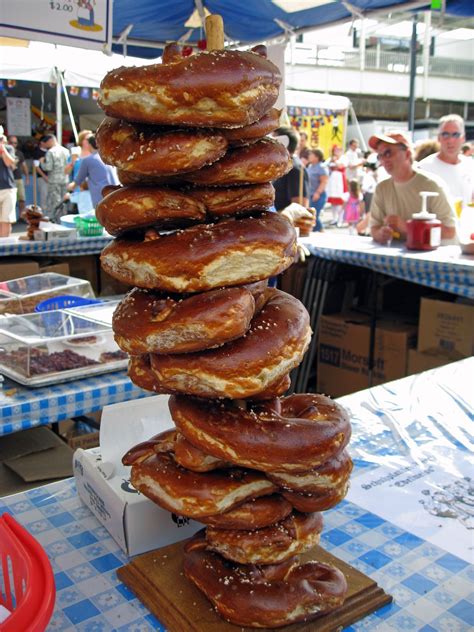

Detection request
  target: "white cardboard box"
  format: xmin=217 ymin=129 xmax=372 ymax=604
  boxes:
xmin=73 ymin=395 xmax=200 ymax=557
xmin=34 ymin=221 xmax=77 ymax=241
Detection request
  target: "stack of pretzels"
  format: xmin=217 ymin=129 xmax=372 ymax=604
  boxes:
xmin=98 ymin=38 xmax=351 ymax=629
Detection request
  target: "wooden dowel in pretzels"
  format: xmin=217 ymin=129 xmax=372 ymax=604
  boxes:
xmin=205 ymin=14 xmax=225 ymax=51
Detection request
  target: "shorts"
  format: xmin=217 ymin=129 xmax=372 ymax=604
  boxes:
xmin=0 ymin=188 xmax=17 ymax=223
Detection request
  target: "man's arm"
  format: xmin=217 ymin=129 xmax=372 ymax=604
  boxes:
xmin=68 ymin=157 xmax=88 ymax=190
xmin=369 ymin=184 xmax=394 ymax=244
xmin=0 ymin=143 xmax=16 ymax=168
xmin=21 ymin=160 xmax=29 ymax=180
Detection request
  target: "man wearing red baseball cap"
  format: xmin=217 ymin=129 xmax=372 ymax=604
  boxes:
xmin=368 ymin=131 xmax=456 ymax=245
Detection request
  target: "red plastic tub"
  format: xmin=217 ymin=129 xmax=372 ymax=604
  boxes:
xmin=0 ymin=513 xmax=56 ymax=631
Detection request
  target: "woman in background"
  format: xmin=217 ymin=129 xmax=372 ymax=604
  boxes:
xmin=326 ymin=144 xmax=347 ymax=226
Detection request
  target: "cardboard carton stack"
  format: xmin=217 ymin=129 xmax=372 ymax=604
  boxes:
xmin=407 ymin=297 xmax=474 ymax=375
xmin=317 ymin=312 xmax=417 ymax=398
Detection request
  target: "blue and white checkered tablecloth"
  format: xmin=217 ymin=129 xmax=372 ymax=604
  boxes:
xmin=0 ymin=479 xmax=471 ymax=630
xmin=301 ymin=233 xmax=474 ymax=298
xmin=0 ymin=235 xmax=112 ymax=257
xmin=0 ymin=360 xmax=472 ymax=631
xmin=0 ymin=371 xmax=152 ymax=436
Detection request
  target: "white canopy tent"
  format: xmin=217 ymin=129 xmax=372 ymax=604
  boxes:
xmin=0 ymin=41 xmax=156 ymax=140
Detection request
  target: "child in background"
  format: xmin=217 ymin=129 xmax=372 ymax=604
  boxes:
xmin=344 ymin=179 xmax=365 ymax=234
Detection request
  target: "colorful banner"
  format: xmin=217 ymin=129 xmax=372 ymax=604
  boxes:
xmin=0 ymin=0 xmax=111 ymax=51
xmin=288 ymin=106 xmax=346 ymax=159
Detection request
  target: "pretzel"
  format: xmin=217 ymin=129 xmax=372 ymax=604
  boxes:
xmin=96 ymin=117 xmax=228 ymax=176
xmin=126 ymin=451 xmax=277 ymax=518
xmin=221 ymin=108 xmax=281 ymax=146
xmin=206 ymin=511 xmax=323 ymax=565
xmin=99 ymin=48 xmax=281 ymax=128
xmin=188 ymin=183 xmax=275 ymax=218
xmin=97 ymin=183 xmax=275 ymax=235
xmin=100 ymin=212 xmax=297 ymax=293
xmin=199 ymin=495 xmax=293 ymax=530
xmin=184 ymin=533 xmax=348 ymax=628
xmin=95 ymin=186 xmax=206 ymax=236
xmin=149 ymin=289 xmax=311 ymax=399
xmin=170 ymin=393 xmax=351 ymax=472
xmin=181 ymin=138 xmax=291 ymax=186
xmin=267 ymin=450 xmax=353 ymax=494
xmin=112 ymin=285 xmax=260 ymax=355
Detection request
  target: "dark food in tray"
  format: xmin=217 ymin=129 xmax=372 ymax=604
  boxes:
xmin=0 ymin=346 xmax=127 ymax=376
xmin=0 ymin=347 xmax=99 ymax=375
xmin=99 ymin=350 xmax=128 ymax=362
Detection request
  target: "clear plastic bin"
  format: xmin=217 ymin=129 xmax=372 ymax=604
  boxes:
xmin=0 ymin=310 xmax=128 ymax=386
xmin=0 ymin=273 xmax=94 ymax=316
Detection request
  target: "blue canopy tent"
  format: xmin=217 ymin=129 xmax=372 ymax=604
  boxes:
xmin=110 ymin=0 xmax=474 ymax=58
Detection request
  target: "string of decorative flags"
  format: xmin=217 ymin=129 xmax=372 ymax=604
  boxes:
xmin=0 ymin=81 xmax=99 ymax=101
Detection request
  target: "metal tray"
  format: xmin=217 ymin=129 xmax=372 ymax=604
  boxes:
xmin=0 ymin=358 xmax=128 ymax=387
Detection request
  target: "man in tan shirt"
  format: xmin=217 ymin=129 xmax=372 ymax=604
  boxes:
xmin=368 ymin=131 xmax=456 ymax=245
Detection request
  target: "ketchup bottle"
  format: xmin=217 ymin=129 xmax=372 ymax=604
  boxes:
xmin=406 ymin=192 xmax=442 ymax=251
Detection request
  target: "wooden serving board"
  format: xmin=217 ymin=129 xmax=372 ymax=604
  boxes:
xmin=117 ymin=540 xmax=392 ymax=631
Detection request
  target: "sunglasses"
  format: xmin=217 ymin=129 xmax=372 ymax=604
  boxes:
xmin=439 ymin=131 xmax=462 ymax=139
xmin=376 ymin=145 xmax=406 ymax=161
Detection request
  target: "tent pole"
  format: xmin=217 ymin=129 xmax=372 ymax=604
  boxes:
xmin=59 ymin=72 xmax=78 ymax=144
xmin=349 ymin=104 xmax=366 ymax=152
xmin=408 ymin=14 xmax=418 ymax=132
xmin=55 ymin=67 xmax=62 ymax=143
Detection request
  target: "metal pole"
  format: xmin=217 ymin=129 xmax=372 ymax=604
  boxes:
xmin=408 ymin=13 xmax=418 ymax=132
xmin=55 ymin=68 xmax=62 ymax=143
xmin=422 ymin=10 xmax=431 ymax=101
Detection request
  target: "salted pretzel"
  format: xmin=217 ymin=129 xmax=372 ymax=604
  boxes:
xmin=96 ymin=117 xmax=228 ymax=176
xmin=149 ymin=289 xmax=311 ymax=399
xmin=206 ymin=511 xmax=323 ymax=565
xmin=170 ymin=393 xmax=351 ymax=472
xmin=181 ymin=138 xmax=291 ymax=186
xmin=199 ymin=495 xmax=293 ymax=531
xmin=99 ymin=47 xmax=281 ymax=128
xmin=184 ymin=533 xmax=348 ymax=628
xmin=221 ymin=108 xmax=281 ymax=146
xmin=112 ymin=284 xmax=264 ymax=355
xmin=95 ymin=186 xmax=206 ymax=236
xmin=100 ymin=212 xmax=297 ymax=293
xmin=124 ymin=449 xmax=276 ymax=519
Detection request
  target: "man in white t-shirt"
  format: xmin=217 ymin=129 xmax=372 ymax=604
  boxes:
xmin=419 ymin=114 xmax=473 ymax=206
xmin=368 ymin=131 xmax=456 ymax=245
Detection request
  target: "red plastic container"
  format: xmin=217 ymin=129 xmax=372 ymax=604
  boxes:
xmin=0 ymin=513 xmax=56 ymax=631
xmin=406 ymin=211 xmax=441 ymax=251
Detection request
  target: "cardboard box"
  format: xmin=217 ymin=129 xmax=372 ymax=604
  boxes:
xmin=0 ymin=426 xmax=74 ymax=497
xmin=59 ymin=417 xmax=100 ymax=450
xmin=407 ymin=348 xmax=459 ymax=376
xmin=317 ymin=312 xmax=417 ymax=398
xmin=0 ymin=260 xmax=40 ymax=282
xmin=34 ymin=221 xmax=77 ymax=241
xmin=74 ymin=396 xmax=200 ymax=557
xmin=39 ymin=262 xmax=70 ymax=276
xmin=418 ymin=297 xmax=474 ymax=358
xmin=68 ymin=255 xmax=99 ymax=294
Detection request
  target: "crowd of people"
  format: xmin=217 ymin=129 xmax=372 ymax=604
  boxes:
xmin=274 ymin=112 xmax=473 ymax=245
xmin=0 ymin=128 xmax=119 ymax=236
xmin=0 ymin=114 xmax=473 ymax=245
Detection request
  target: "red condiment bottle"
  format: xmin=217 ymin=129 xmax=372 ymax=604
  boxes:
xmin=406 ymin=192 xmax=442 ymax=251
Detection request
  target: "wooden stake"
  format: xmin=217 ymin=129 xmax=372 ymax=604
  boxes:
xmin=205 ymin=14 xmax=224 ymax=51
xmin=298 ymin=161 xmax=304 ymax=206
xmin=32 ymin=162 xmax=37 ymax=210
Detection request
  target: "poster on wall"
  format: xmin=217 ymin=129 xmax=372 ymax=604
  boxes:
xmin=6 ymin=97 xmax=31 ymax=137
xmin=0 ymin=0 xmax=111 ymax=51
